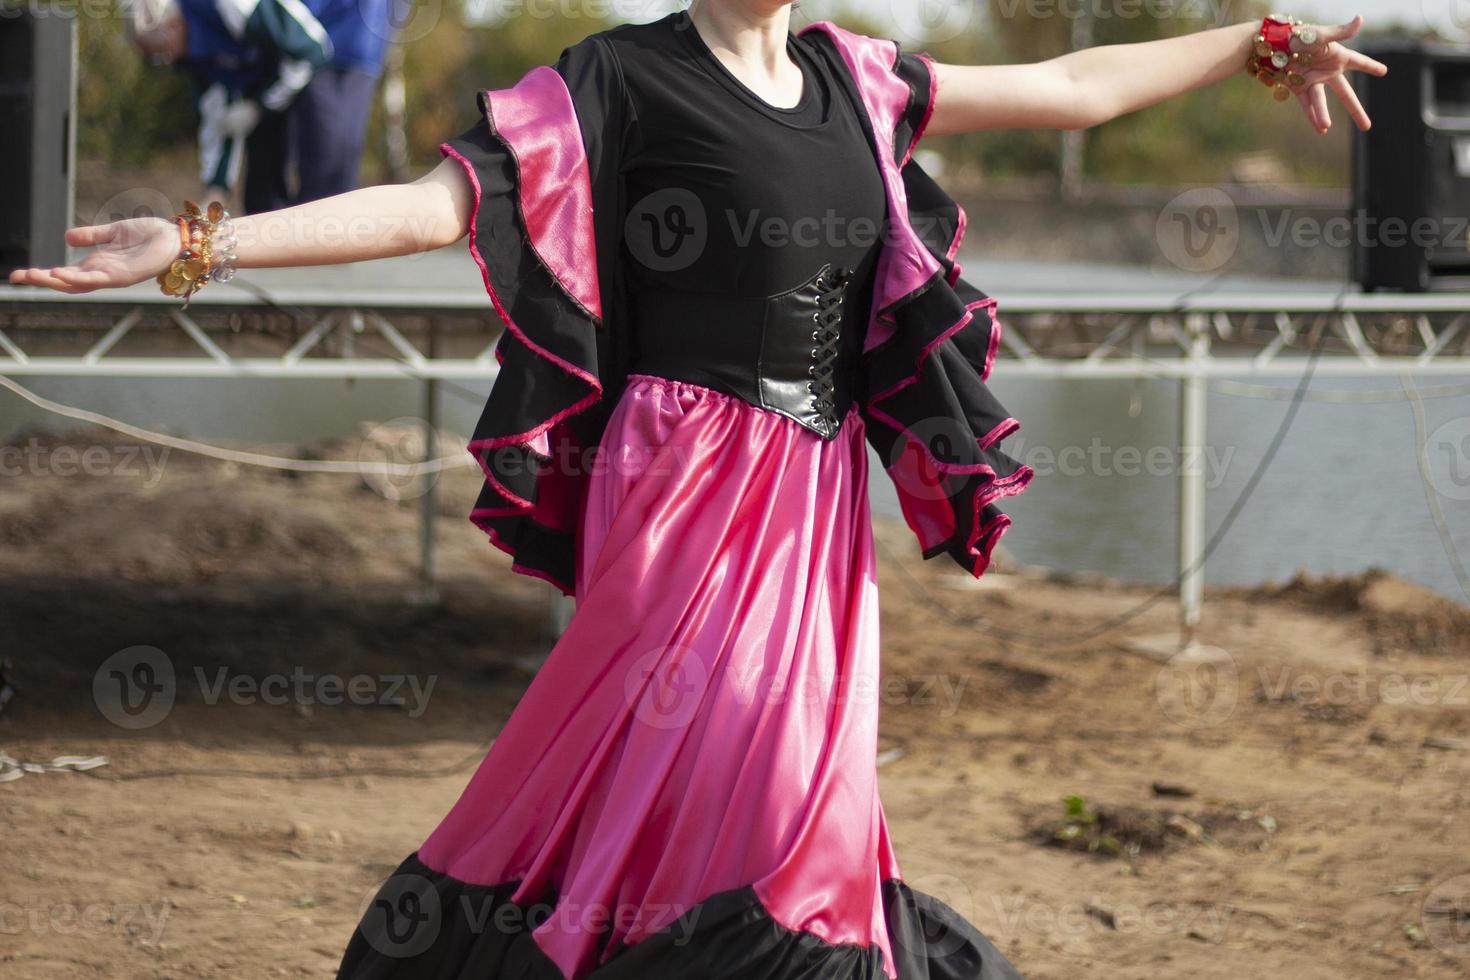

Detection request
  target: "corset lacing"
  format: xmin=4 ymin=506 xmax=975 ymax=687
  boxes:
xmin=807 ymin=266 xmax=851 ymax=431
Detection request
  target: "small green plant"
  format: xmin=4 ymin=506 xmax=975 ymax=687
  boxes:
xmin=1063 ymin=794 xmax=1095 ymax=823
xmin=1049 ymin=795 xmax=1127 ymax=857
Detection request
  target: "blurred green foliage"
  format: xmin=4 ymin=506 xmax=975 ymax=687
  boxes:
xmin=74 ymin=0 xmax=1418 ymax=186
xmin=76 ymin=5 xmax=195 ymax=167
xmin=373 ymin=4 xmax=614 ymax=176
xmin=910 ymin=0 xmax=1365 ymax=185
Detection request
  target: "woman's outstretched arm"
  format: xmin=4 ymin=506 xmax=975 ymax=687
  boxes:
xmin=925 ymin=14 xmax=1387 ymax=138
xmin=7 ymin=156 xmax=475 ymax=294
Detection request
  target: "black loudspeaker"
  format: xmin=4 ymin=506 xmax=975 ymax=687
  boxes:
xmin=1351 ymin=41 xmax=1470 ymax=292
xmin=0 ymin=9 xmax=76 ymax=277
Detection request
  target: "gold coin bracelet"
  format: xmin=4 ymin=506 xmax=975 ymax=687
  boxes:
xmin=1246 ymin=13 xmax=1322 ymax=102
xmin=156 ymin=200 xmax=239 ymax=305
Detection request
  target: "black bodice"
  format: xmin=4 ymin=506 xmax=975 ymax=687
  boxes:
xmin=628 ymin=264 xmax=859 ymax=439
xmin=611 ymin=12 xmax=889 ymax=439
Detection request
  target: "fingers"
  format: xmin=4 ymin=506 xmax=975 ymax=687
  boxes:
xmin=1330 ymin=73 xmax=1372 ymax=131
xmin=6 ymin=267 xmax=93 ymax=294
xmin=1317 ymin=14 xmax=1363 ymax=44
xmin=37 ymin=268 xmax=97 ymax=293
xmin=8 ymin=267 xmax=54 ymax=288
xmin=1342 ymin=47 xmax=1388 ymax=76
xmin=64 ymin=224 xmax=118 ymax=248
xmin=49 ymin=266 xmax=117 ymax=290
xmin=1299 ymin=66 xmax=1355 ymax=89
xmin=1296 ymin=70 xmax=1372 ymax=132
xmin=1299 ymin=57 xmax=1381 ymax=91
xmin=1298 ymin=82 xmax=1332 ymax=134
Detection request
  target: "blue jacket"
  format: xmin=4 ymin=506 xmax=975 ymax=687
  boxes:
xmin=181 ymin=0 xmax=398 ymax=88
xmin=307 ymin=0 xmax=401 ymax=74
xmin=180 ymin=0 xmax=331 ymax=111
xmin=177 ymin=0 xmax=398 ymax=188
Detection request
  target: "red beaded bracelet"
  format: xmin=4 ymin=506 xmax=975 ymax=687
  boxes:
xmin=1261 ymin=15 xmax=1295 ymax=52
xmin=156 ymin=200 xmax=237 ymax=306
xmin=1246 ymin=13 xmax=1322 ymax=102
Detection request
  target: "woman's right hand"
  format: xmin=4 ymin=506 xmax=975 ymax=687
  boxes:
xmin=7 ymin=218 xmax=181 ymax=294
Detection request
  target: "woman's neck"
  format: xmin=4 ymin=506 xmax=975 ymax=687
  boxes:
xmin=687 ymin=0 xmax=797 ymax=80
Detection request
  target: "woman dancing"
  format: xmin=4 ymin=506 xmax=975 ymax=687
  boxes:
xmin=11 ymin=3 xmax=1385 ymax=977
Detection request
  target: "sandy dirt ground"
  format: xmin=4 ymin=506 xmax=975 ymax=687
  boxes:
xmin=2 ymin=427 xmax=1468 ymax=979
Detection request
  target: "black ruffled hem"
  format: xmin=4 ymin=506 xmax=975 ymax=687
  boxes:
xmin=858 ymin=262 xmax=1034 ymax=578
xmin=441 ymin=92 xmax=614 ymax=598
xmin=798 ymin=24 xmax=1034 ymax=582
xmin=336 ymin=852 xmax=1023 ymax=980
xmin=857 ymin=161 xmax=1034 ymax=577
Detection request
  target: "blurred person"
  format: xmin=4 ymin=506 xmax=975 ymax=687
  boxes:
xmin=19 ymin=4 xmax=1388 ymax=978
xmin=127 ymin=0 xmax=399 ymax=213
xmin=124 ymin=0 xmax=333 ymax=206
xmin=242 ymin=0 xmax=404 ymax=212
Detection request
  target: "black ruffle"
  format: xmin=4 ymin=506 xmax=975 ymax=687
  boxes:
xmin=336 ymin=852 xmax=1022 ymax=980
xmin=860 ymin=158 xmax=1033 ymax=577
xmin=450 ymin=24 xmax=1032 ymax=589
xmin=444 ymin=36 xmax=635 ymax=597
xmin=441 ymin=104 xmax=617 ymax=596
xmin=802 ymin=28 xmax=1033 ymax=578
xmin=891 ymin=49 xmax=933 ymax=167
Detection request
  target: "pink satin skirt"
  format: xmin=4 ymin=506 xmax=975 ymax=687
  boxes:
xmin=416 ymin=372 xmax=905 ymax=978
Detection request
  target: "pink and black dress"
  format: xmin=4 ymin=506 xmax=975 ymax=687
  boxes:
xmin=336 ymin=12 xmax=1033 ymax=980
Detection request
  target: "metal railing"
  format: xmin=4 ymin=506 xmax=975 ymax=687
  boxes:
xmin=4 ymin=281 xmax=1469 ymax=636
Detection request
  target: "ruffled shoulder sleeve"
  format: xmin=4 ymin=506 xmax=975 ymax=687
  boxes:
xmin=440 ymin=34 xmax=633 ymax=596
xmin=800 ymin=23 xmax=1034 ymax=578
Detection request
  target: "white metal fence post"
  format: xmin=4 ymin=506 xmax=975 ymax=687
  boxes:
xmin=1179 ymin=313 xmax=1210 ymax=640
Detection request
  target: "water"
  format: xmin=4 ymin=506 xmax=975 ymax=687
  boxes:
xmin=3 ymin=255 xmax=1467 ymax=603
xmin=985 ymin=373 xmax=1470 ymax=603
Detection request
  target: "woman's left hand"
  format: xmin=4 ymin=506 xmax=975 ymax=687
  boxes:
xmin=1279 ymin=15 xmax=1388 ymax=134
xmin=8 ymin=218 xmax=182 ymax=294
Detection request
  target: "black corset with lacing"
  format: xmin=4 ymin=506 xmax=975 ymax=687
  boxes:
xmin=626 ymin=263 xmax=864 ymax=440
xmin=805 ymin=267 xmax=849 ymax=433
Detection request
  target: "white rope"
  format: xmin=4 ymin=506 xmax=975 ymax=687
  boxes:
xmin=0 ymin=373 xmax=474 ymax=476
xmin=8 ymin=365 xmax=1467 ymax=478
xmin=0 ymin=752 xmax=109 ymax=783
